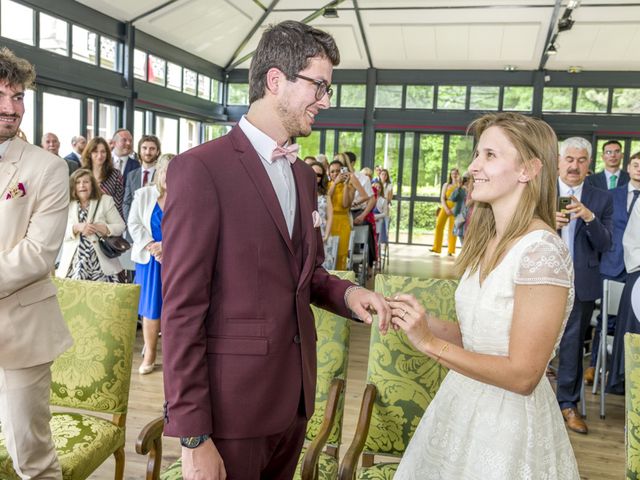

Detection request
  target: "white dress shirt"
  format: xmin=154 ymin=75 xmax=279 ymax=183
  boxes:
xmin=558 ymin=179 xmax=583 ymax=258
xmin=140 ymin=166 xmax=156 ymax=187
xmin=238 ymin=116 xmax=297 ymax=237
xmin=627 ymin=182 xmax=640 ymax=212
xmin=624 ymin=199 xmax=640 ymax=274
xmin=112 ymin=153 xmax=130 ymax=175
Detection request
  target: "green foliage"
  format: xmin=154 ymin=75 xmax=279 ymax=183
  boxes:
xmin=437 ymin=85 xmax=466 ymax=110
xmin=406 ymin=85 xmax=433 ymax=109
xmin=469 ymin=86 xmax=499 ymax=111
xmin=340 ymin=84 xmax=366 ymax=108
xmin=542 ymin=87 xmax=572 ymax=112
xmin=376 ymin=85 xmax=403 ymax=108
xmin=576 ymin=87 xmax=608 ymax=113
xmin=339 ymin=131 xmax=363 ymax=162
xmin=296 ymin=131 xmax=321 ymax=159
xmin=503 ymin=86 xmax=533 ymax=111
xmin=228 ymin=83 xmax=249 ymax=105
xmin=612 ymin=88 xmax=640 ymax=114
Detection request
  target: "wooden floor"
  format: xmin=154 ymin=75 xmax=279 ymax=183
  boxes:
xmin=91 ymin=244 xmax=625 ymax=479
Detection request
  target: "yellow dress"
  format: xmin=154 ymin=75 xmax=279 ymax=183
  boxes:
xmin=432 ymin=183 xmax=457 ymax=255
xmin=329 ymin=181 xmax=352 ymax=270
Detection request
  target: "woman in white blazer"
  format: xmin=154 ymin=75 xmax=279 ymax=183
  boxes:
xmin=129 ymin=153 xmax=175 ymax=374
xmin=56 ymin=169 xmax=125 ymax=281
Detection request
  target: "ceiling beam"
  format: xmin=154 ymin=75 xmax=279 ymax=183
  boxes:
xmin=225 ymin=0 xmax=347 ymax=72
xmin=224 ymin=0 xmax=281 ymax=71
xmin=130 ymin=0 xmax=181 ymax=24
xmin=538 ymin=0 xmax=563 ymax=70
xmin=353 ymin=0 xmax=373 ymax=68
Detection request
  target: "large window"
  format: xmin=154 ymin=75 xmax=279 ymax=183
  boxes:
xmin=543 ymin=87 xmax=573 ymax=112
xmin=228 ymin=83 xmax=249 ymax=105
xmin=0 ymin=0 xmax=34 ymax=46
xmin=406 ymin=85 xmax=434 ymax=109
xmin=98 ymin=103 xmax=119 ymax=141
xmin=204 ymin=124 xmax=231 ymax=141
xmin=417 ymin=134 xmax=445 ymax=197
xmin=375 ymin=85 xmax=403 ymax=108
xmin=183 ymin=68 xmax=197 ymax=96
xmin=156 ymin=116 xmax=178 ymax=155
xmin=99 ymin=36 xmax=120 ymax=72
xmin=612 ymin=88 xmax=640 ymax=114
xmin=296 ymin=130 xmax=321 ymax=159
xmin=42 ymin=92 xmax=81 ymax=156
xmin=469 ymin=86 xmax=499 ymax=111
xmin=338 ymin=131 xmax=363 ymax=163
xmin=503 ymin=86 xmax=533 ymax=111
xmin=148 ymin=55 xmax=166 ymax=86
xmin=576 ymin=88 xmax=608 ymax=113
xmin=133 ymin=49 xmax=147 ymax=80
xmin=179 ymin=118 xmax=201 ymax=153
xmin=39 ymin=13 xmax=68 ymax=56
xmin=72 ymin=25 xmax=97 ymax=64
xmin=340 ymin=84 xmax=366 ymax=108
xmin=437 ymin=86 xmax=466 ymax=110
xmin=167 ymin=62 xmax=182 ymax=91
xmin=449 ymin=135 xmax=474 ymax=173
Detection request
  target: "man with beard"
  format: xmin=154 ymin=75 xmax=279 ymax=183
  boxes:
xmin=0 ymin=47 xmax=72 ymax=478
xmin=555 ymin=137 xmax=613 ymax=434
xmin=123 ymin=134 xmax=161 ymax=222
xmin=161 ymin=20 xmax=390 ymax=479
xmin=64 ymin=135 xmax=86 ymax=166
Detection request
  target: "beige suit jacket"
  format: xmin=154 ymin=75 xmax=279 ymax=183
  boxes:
xmin=0 ymin=137 xmax=73 ymax=369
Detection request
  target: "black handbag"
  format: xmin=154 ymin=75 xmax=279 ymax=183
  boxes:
xmin=90 ymin=197 xmax=131 ymax=258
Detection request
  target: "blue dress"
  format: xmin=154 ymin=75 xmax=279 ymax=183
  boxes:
xmin=135 ymin=203 xmax=163 ymax=319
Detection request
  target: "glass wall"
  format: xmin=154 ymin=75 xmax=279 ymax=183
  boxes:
xmin=42 ymin=92 xmax=81 ymax=156
xmin=155 ymin=116 xmax=178 ymax=154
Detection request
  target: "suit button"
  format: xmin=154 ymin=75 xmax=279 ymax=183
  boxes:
xmin=293 ymin=334 xmax=301 ymax=344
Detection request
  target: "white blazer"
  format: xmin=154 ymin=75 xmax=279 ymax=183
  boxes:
xmin=128 ymin=185 xmax=161 ymax=264
xmin=56 ymin=194 xmax=126 ymax=277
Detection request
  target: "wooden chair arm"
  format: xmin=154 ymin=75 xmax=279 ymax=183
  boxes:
xmin=301 ymin=378 xmax=345 ymax=480
xmin=338 ymin=384 xmax=377 ymax=480
xmin=135 ymin=415 xmax=165 ymax=480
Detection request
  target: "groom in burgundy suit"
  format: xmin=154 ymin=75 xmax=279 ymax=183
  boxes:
xmin=161 ymin=21 xmax=390 ymax=479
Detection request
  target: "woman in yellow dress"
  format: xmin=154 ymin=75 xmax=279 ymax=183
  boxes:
xmin=431 ymin=168 xmax=461 ymax=256
xmin=328 ymin=159 xmax=355 ymax=270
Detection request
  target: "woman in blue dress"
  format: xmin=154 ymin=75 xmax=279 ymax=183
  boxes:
xmin=128 ymin=153 xmax=175 ymax=374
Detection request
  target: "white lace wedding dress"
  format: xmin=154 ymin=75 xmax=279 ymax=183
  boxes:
xmin=395 ymin=230 xmax=580 ymax=480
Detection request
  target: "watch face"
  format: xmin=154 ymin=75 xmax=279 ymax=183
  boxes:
xmin=181 ymin=434 xmax=209 ymax=448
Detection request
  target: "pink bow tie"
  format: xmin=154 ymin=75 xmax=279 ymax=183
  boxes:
xmin=271 ymin=144 xmax=300 ymax=164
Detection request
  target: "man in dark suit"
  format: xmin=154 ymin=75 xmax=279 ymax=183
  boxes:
xmin=584 ymin=154 xmax=640 ymax=384
xmin=556 ymin=137 xmax=613 ymax=434
xmin=161 ymin=21 xmax=390 ymax=479
xmin=123 ymin=134 xmax=161 ymax=222
xmin=111 ymin=128 xmax=139 ymax=183
xmin=586 ymin=140 xmax=630 ymax=191
xmin=63 ymin=135 xmax=86 ymax=166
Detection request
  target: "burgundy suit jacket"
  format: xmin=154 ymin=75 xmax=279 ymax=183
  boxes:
xmin=161 ymin=125 xmax=353 ymax=439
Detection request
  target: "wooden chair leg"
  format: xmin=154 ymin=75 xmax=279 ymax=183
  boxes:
xmin=114 ymin=447 xmax=125 ymax=480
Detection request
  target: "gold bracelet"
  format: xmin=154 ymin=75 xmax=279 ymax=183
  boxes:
xmin=435 ymin=342 xmax=449 ymax=363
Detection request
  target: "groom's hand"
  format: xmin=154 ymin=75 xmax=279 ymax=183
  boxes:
xmin=347 ymin=287 xmax=391 ymax=334
xmin=182 ymin=439 xmax=226 ymax=480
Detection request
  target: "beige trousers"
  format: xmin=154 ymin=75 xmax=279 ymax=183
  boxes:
xmin=0 ymin=362 xmax=61 ymax=479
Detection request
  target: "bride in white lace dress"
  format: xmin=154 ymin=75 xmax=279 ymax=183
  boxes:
xmin=389 ymin=113 xmax=579 ymax=480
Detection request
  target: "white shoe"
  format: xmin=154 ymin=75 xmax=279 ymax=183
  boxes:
xmin=138 ymin=363 xmax=155 ymax=375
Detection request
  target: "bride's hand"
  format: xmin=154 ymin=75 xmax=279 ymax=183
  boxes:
xmin=388 ymin=293 xmax=435 ymax=353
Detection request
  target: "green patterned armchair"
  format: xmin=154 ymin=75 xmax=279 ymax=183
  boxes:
xmin=0 ymin=278 xmax=140 ymax=480
xmin=338 ymin=275 xmax=458 ymax=480
xmin=626 ymin=333 xmax=640 ymax=480
xmin=136 ymin=271 xmax=355 ymax=480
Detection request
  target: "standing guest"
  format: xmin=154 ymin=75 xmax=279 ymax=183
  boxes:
xmin=451 ymin=173 xmax=472 ymax=244
xmin=64 ymin=135 xmax=86 ymax=165
xmin=585 ymin=153 xmax=640 ymax=385
xmin=390 ymin=112 xmax=579 ymax=479
xmin=82 ymin=137 xmax=125 ymax=218
xmin=601 ymin=155 xmax=640 ymax=394
xmin=317 ymin=153 xmax=329 ymax=174
xmin=56 ymin=169 xmax=125 ymax=282
xmin=555 ymin=137 xmax=613 ymax=434
xmin=128 ymin=153 xmax=174 ymax=375
xmin=123 ymin=134 xmax=161 ymax=222
xmin=111 ymin=128 xmax=140 ymax=181
xmin=0 ymin=47 xmax=73 ymax=479
xmin=586 ymin=140 xmax=630 ymax=191
xmin=431 ymin=168 xmax=461 ymax=256
xmin=161 ymin=21 xmax=389 ymax=479
xmin=376 ymin=168 xmax=393 ymax=245
xmin=42 ymin=132 xmax=78 ymax=175
xmin=328 ymin=159 xmax=355 ymax=270
xmin=311 ymin=161 xmax=336 ymax=269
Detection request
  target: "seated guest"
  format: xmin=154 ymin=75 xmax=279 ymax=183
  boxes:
xmin=82 ymin=137 xmax=125 ymax=219
xmin=604 ymin=155 xmax=640 ymax=394
xmin=585 ymin=152 xmax=640 ymax=384
xmin=586 ymin=140 xmax=630 ymax=191
xmin=56 ymin=169 xmax=125 ymax=281
xmin=128 ymin=153 xmax=175 ymax=374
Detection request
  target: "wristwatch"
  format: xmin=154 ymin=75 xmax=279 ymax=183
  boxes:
xmin=180 ymin=434 xmax=210 ymax=449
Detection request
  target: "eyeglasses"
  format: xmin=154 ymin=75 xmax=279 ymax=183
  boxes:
xmin=294 ymin=74 xmax=333 ymax=101
xmin=604 ymin=150 xmax=621 ymax=155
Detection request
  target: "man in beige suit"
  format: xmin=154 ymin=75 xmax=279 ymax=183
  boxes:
xmin=0 ymin=48 xmax=73 ymax=479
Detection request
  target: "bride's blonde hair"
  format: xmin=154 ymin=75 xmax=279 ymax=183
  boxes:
xmin=455 ymin=113 xmax=558 ymax=278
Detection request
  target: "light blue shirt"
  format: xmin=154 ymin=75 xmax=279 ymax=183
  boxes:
xmin=238 ymin=116 xmax=297 ymax=237
xmin=558 ymin=179 xmax=584 ymax=259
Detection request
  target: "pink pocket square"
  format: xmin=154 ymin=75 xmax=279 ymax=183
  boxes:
xmin=312 ymin=210 xmax=322 ymax=228
xmin=5 ymin=182 xmax=26 ymax=200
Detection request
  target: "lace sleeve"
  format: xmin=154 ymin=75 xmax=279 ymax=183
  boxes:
xmin=515 ymin=232 xmax=573 ymax=288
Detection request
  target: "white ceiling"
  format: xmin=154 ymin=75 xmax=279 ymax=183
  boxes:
xmin=76 ymin=0 xmax=640 ymax=72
